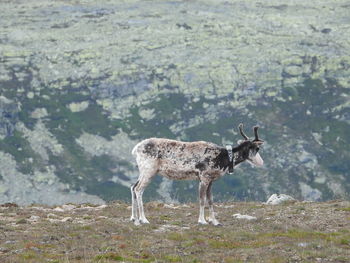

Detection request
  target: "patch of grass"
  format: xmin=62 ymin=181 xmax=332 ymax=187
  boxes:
xmin=295 ymin=206 xmax=306 ymax=211
xmin=170 ymin=220 xmax=182 ymax=226
xmin=261 ymin=229 xmax=333 ymax=240
xmin=223 ymin=257 xmax=244 ymax=263
xmin=163 ymin=254 xmax=182 ymax=262
xmin=339 ymin=238 xmax=350 ymax=246
xmin=16 ymin=218 xmax=28 ymax=224
xmin=209 ymin=238 xmax=272 ymax=249
xmin=336 ymin=207 xmax=350 ymax=212
xmin=0 ymin=130 xmax=43 ymax=174
xmin=167 ymin=232 xmax=188 ymax=242
xmin=160 ymin=215 xmax=171 ymax=221
xmin=94 ymin=252 xmax=124 ymax=261
xmin=19 ymin=251 xmax=38 ymax=260
xmin=268 ymin=257 xmax=286 ymax=263
xmin=334 ymin=256 xmax=350 ymax=262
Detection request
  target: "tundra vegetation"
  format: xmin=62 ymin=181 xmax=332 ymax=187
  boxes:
xmin=0 ymin=201 xmax=349 ymax=262
xmin=0 ymin=0 xmax=350 ymax=205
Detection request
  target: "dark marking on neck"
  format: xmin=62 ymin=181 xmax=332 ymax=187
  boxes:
xmin=213 ymin=148 xmax=230 ymax=171
xmin=232 ymin=141 xmax=251 ymax=165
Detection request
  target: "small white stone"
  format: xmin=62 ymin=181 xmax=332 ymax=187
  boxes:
xmin=265 ymin=194 xmax=296 ymax=205
xmin=61 ymin=217 xmax=73 ymax=222
xmin=47 ymin=213 xmax=58 ymax=218
xmin=95 ymin=205 xmax=107 ymax=210
xmin=53 ymin=207 xmax=64 ymax=212
xmin=28 ymin=215 xmax=40 ymax=222
xmin=27 ymin=92 xmax=34 ymax=99
xmin=298 ymin=242 xmax=309 ymax=247
xmin=48 ymin=218 xmax=60 ymax=223
xmin=233 ymin=213 xmax=257 ymax=220
xmin=62 ymin=204 xmax=76 ymax=211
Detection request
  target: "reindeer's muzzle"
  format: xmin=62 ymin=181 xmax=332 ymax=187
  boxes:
xmin=248 ymin=152 xmax=264 ymax=167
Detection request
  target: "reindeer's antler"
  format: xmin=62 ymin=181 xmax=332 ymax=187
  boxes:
xmin=238 ymin=123 xmax=249 ymax=140
xmin=253 ymin=126 xmax=264 ymax=144
xmin=253 ymin=126 xmax=259 ymax=141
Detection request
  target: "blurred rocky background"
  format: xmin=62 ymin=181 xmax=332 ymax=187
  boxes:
xmin=0 ymin=0 xmax=349 ymax=205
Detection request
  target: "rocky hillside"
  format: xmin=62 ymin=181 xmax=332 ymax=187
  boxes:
xmin=0 ymin=0 xmax=349 ymax=205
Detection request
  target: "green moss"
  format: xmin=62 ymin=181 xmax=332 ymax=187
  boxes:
xmin=260 ymin=229 xmax=340 ymax=240
xmin=18 ymin=88 xmax=123 ymax=140
xmin=16 ymin=218 xmax=28 ymax=224
xmin=124 ymin=93 xmax=186 ymax=139
xmin=209 ymin=238 xmax=272 ymax=249
xmin=251 ymin=77 xmax=350 ymax=200
xmin=0 ymin=130 xmax=43 ymax=174
xmin=336 ymin=207 xmax=350 ymax=212
xmin=94 ymin=252 xmax=124 ymax=261
xmin=14 ymin=88 xmax=134 ymax=200
xmin=339 ymin=239 xmax=349 ymax=246
xmin=162 ymin=255 xmax=182 ymax=262
xmin=19 ymin=251 xmax=38 ymax=260
xmin=167 ymin=232 xmax=188 ymax=242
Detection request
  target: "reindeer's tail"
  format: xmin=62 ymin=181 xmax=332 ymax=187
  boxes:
xmin=131 ymin=141 xmax=143 ymax=156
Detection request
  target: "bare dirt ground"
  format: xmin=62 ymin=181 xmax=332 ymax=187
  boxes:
xmin=0 ymin=200 xmax=349 ymax=262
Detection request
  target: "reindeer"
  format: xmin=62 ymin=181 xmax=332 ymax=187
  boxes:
xmin=130 ymin=124 xmax=264 ymax=226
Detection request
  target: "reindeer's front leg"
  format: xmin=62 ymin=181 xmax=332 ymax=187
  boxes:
xmin=198 ymin=179 xmax=209 ymax=225
xmin=206 ymin=181 xmax=221 ymax=226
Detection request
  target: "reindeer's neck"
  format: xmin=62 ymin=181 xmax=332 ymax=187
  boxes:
xmin=232 ymin=144 xmax=249 ymax=166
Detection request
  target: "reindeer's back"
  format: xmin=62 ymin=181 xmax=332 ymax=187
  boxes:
xmin=132 ymin=138 xmax=219 ymax=160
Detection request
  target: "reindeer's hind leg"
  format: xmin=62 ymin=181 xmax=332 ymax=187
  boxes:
xmin=134 ymin=160 xmax=158 ymax=224
xmin=130 ymin=180 xmax=139 ymax=223
xmin=134 ymin=174 xmax=155 ymax=224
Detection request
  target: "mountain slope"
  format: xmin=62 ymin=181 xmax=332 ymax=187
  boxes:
xmin=0 ymin=0 xmax=349 ymax=204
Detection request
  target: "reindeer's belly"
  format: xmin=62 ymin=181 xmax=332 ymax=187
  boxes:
xmin=158 ymin=168 xmax=199 ymax=180
xmin=157 ymin=160 xmax=199 ymax=180
xmin=156 ymin=156 xmax=227 ymax=180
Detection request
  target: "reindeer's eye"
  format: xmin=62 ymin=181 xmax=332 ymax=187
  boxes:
xmin=256 ymin=147 xmax=260 ymax=152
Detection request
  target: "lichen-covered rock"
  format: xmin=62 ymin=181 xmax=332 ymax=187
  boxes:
xmin=31 ymin=108 xmax=48 ymax=119
xmin=67 ymin=101 xmax=89 ymax=113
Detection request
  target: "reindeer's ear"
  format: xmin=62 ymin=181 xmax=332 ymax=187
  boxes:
xmin=237 ymin=140 xmax=245 ymax=145
xmin=253 ymin=140 xmax=264 ymax=145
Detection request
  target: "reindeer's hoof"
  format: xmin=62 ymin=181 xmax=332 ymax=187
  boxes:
xmin=198 ymin=220 xmax=208 ymax=225
xmin=134 ymin=220 xmax=141 ymax=226
xmin=140 ymin=218 xmax=150 ymax=224
xmin=209 ymin=219 xmax=222 ymax=226
xmin=130 ymin=217 xmax=136 ymax=222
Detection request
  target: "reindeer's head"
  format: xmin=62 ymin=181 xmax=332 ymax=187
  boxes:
xmin=234 ymin=123 xmax=264 ymax=167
